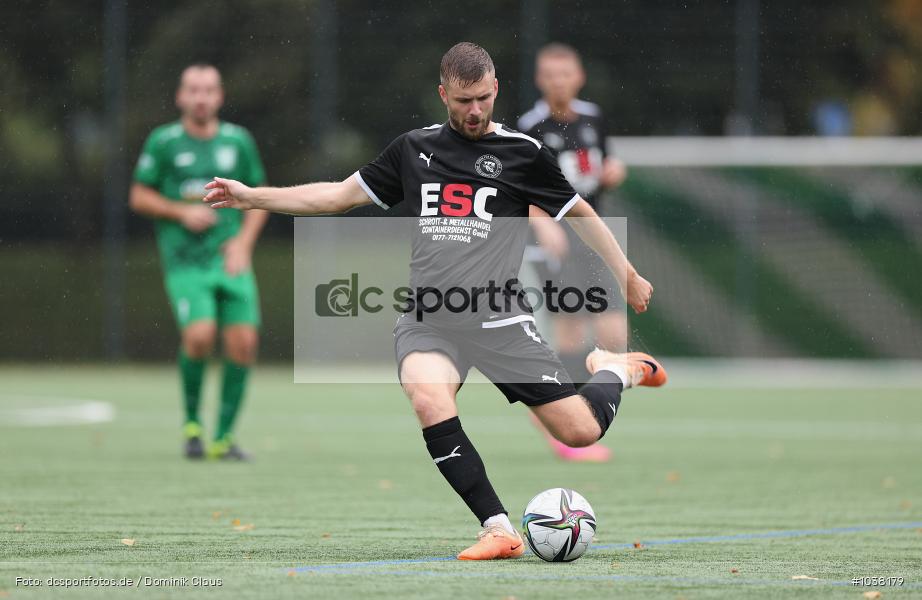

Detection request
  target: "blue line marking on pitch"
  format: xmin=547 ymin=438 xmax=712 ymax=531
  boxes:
xmin=288 ymin=521 xmax=922 ymax=575
xmin=296 ymin=569 xmax=922 ymax=589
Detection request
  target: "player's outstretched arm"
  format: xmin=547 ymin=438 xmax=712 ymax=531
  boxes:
xmin=203 ymin=176 xmax=373 ymax=216
xmin=564 ymin=199 xmax=653 ymax=314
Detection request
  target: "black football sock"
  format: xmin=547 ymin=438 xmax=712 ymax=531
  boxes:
xmin=558 ymin=350 xmax=591 ymax=389
xmin=579 ymin=370 xmax=624 ymax=440
xmin=422 ymin=416 xmax=506 ymax=525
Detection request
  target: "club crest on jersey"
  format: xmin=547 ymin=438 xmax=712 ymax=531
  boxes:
xmin=474 ymin=154 xmax=502 ymax=178
xmin=215 ymin=146 xmax=238 ymax=171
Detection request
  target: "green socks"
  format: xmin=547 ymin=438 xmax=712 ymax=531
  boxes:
xmin=180 ymin=353 xmax=250 ymax=443
xmin=216 ymin=360 xmax=249 ymax=442
xmin=179 ymin=351 xmax=206 ymax=429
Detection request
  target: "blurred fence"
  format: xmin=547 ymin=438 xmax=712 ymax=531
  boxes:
xmin=4 ymin=1 xmax=919 ymax=242
xmin=609 ymin=137 xmax=922 ymax=359
xmin=4 ymin=1 xmax=922 ymax=361
xmin=4 ymin=138 xmax=921 ymax=361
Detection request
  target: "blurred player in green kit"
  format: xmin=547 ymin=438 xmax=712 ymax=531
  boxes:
xmin=131 ymin=64 xmax=268 ymax=460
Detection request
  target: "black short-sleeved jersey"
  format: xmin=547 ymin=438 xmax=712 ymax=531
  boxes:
xmin=355 ymin=122 xmax=580 ymax=328
xmin=517 ymin=99 xmax=608 ymax=207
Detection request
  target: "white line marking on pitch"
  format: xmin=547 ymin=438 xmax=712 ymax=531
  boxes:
xmin=0 ymin=396 xmax=115 ymax=427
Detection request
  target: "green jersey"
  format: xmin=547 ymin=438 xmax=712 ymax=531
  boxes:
xmin=133 ymin=121 xmax=266 ymax=271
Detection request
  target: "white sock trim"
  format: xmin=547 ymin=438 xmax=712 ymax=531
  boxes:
xmin=598 ymin=364 xmax=631 ymax=388
xmin=483 ymin=513 xmax=516 ymax=535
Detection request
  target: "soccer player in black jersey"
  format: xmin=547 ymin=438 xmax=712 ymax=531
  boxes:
xmin=203 ymin=42 xmax=666 ymax=561
xmin=518 ymin=43 xmax=630 ymax=463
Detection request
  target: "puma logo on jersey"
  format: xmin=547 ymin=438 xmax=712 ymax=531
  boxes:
xmin=418 ymin=152 xmax=433 ymax=167
xmin=542 ymin=371 xmax=562 ymax=385
xmin=433 ymin=445 xmax=462 ymax=464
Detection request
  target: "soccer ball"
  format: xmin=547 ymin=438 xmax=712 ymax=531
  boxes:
xmin=522 ymin=488 xmax=596 ymax=562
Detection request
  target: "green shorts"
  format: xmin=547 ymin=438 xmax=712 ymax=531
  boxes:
xmin=164 ymin=266 xmax=261 ymax=329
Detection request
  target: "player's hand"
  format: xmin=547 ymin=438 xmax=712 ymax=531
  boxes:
xmin=624 ymin=271 xmax=653 ymax=314
xmin=203 ymin=177 xmax=255 ymax=210
xmin=601 ymin=157 xmax=627 ymax=189
xmin=532 ymin=216 xmax=569 ymax=260
xmin=180 ymin=205 xmax=217 ymax=233
xmin=222 ymin=236 xmax=252 ymax=276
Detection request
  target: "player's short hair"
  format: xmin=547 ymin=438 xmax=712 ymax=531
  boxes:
xmin=536 ymin=42 xmax=583 ymax=67
xmin=440 ymin=42 xmax=495 ymax=87
xmin=179 ymin=63 xmax=222 ymax=87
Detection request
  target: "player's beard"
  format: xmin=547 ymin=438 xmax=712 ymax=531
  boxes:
xmin=449 ymin=109 xmax=492 ymax=141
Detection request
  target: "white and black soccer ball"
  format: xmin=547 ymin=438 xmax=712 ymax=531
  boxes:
xmin=522 ymin=488 xmax=597 ymax=562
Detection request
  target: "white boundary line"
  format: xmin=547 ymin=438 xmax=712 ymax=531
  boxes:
xmin=608 ymin=136 xmax=922 ymax=166
xmin=0 ymin=396 xmax=115 ymax=427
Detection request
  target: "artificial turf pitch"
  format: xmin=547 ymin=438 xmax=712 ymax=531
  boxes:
xmin=1 ymin=364 xmax=920 ymax=599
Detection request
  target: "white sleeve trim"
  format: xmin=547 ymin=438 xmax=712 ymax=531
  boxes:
xmin=494 ymin=124 xmax=541 ymax=148
xmin=481 ymin=315 xmax=536 ymax=329
xmin=553 ymin=194 xmax=581 ymax=221
xmin=352 ymin=171 xmax=389 ymax=210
